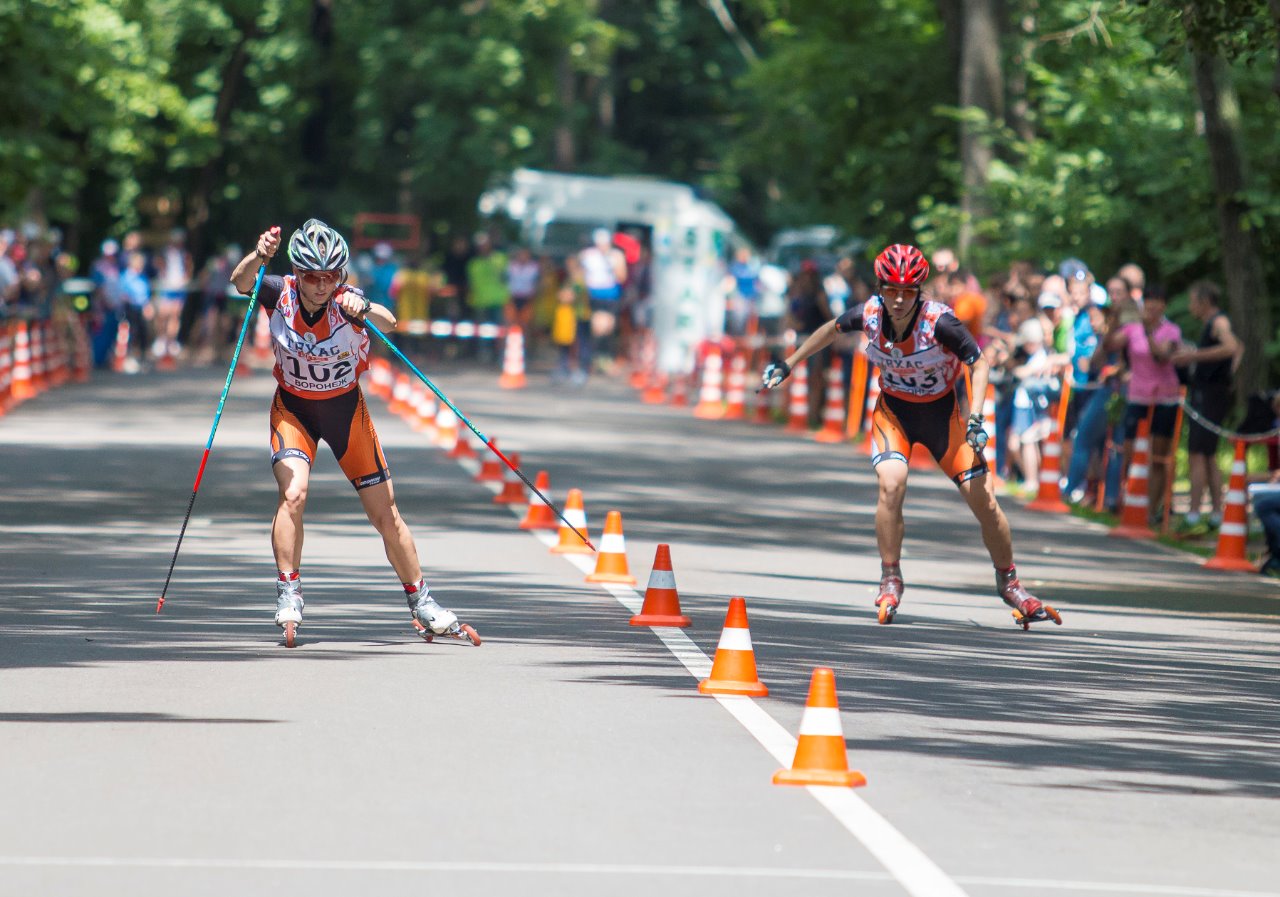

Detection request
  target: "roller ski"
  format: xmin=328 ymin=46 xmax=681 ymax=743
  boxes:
xmin=874 ymin=564 xmax=904 ymax=625
xmin=997 ymin=565 xmax=1062 ymax=631
xmin=406 ymin=580 xmax=481 ymax=646
xmin=275 ymin=572 xmax=304 ymax=648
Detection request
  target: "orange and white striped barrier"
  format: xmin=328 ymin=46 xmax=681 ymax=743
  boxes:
xmin=550 ymin=488 xmax=594 ymax=555
xmin=1111 ymin=418 xmax=1155 ymax=539
xmin=112 ymin=320 xmax=131 ymax=373
xmin=785 ymin=362 xmax=809 ymax=432
xmin=493 ymin=452 xmax=526 ymax=504
xmin=0 ymin=322 xmax=12 ymax=414
xmin=1204 ymin=440 xmax=1255 ymax=571
xmin=585 ymin=510 xmax=636 ymax=585
xmin=10 ymin=320 xmax=35 ymax=402
xmin=722 ymin=353 xmax=747 ymax=420
xmin=813 ymin=356 xmax=846 ymax=444
xmin=773 ymin=667 xmax=866 ymax=788
xmin=498 ymin=325 xmax=527 ymax=389
xmin=1027 ymin=405 xmax=1070 ymax=513
xmin=629 ymin=543 xmax=691 ymax=627
xmin=983 ymin=383 xmax=1000 ymax=483
xmin=693 ymin=348 xmax=725 ymax=419
xmin=518 ymin=470 xmax=559 ymax=530
xmin=698 ymin=596 xmax=768 ymax=697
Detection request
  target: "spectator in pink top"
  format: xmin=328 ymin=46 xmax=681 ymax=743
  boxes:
xmin=1105 ymin=284 xmax=1181 ymax=520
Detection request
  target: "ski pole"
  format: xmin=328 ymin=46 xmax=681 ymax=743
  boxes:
xmin=156 ymin=261 xmax=268 ymax=613
xmin=365 ymin=321 xmax=595 ymax=551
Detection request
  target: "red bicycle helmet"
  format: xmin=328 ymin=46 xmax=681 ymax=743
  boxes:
xmin=874 ymin=244 xmax=930 ymax=287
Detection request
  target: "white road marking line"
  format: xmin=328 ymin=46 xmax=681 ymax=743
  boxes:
xmin=952 ymin=877 xmax=1280 ymax=897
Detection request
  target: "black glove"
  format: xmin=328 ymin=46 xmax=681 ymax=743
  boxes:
xmin=762 ymin=360 xmax=792 ymax=390
xmin=966 ymin=413 xmax=988 ymax=451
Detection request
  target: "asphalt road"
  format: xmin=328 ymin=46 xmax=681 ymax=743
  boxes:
xmin=2 ymin=357 xmax=1278 ymax=897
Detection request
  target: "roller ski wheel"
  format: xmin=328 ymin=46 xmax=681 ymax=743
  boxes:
xmin=874 ymin=566 xmax=904 ymax=625
xmin=1011 ymin=604 xmax=1062 ymax=631
xmin=282 ymin=620 xmax=297 ymax=648
xmin=876 ymin=595 xmax=899 ymax=625
xmin=412 ymin=619 xmax=482 ymax=646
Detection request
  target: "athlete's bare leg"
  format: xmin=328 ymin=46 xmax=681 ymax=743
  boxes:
xmin=957 ymin=472 xmax=1014 ymax=569
xmin=358 ymin=479 xmax=422 ymax=583
xmin=875 ymin=459 xmax=910 ymax=564
xmin=272 ymin=456 xmax=310 ymax=572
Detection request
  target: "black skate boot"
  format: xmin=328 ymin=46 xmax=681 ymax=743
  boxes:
xmin=996 ymin=565 xmax=1062 ymax=630
xmin=875 ymin=563 xmax=905 ymax=625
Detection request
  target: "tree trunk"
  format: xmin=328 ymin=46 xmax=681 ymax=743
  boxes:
xmin=554 ymin=52 xmax=576 ymax=171
xmin=1008 ymin=0 xmax=1037 ymax=143
xmin=1270 ymin=0 xmax=1280 ymax=100
xmin=957 ymin=0 xmax=1003 ymax=260
xmin=1191 ymin=50 xmax=1271 ymax=396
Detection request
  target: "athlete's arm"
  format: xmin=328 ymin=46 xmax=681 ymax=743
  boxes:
xmin=231 ymin=227 xmax=280 ymax=294
xmin=336 ymin=286 xmax=397 ymax=330
xmin=935 ymin=312 xmax=985 ymax=417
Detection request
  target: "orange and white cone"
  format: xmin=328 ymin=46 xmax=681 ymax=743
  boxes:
xmin=693 ymin=348 xmax=725 ymax=419
xmin=641 ymin=371 xmax=668 ymax=405
xmin=433 ymin=407 xmax=459 ymax=451
xmin=752 ymin=371 xmax=776 ymax=424
xmin=29 ymin=322 xmax=46 ymax=393
xmin=551 ymin=488 xmax=594 ymax=555
xmin=585 ymin=510 xmax=636 ymax=585
xmin=253 ymin=307 xmax=272 ymax=367
xmin=0 ymin=322 xmax=12 ymax=414
xmin=629 ymin=544 xmax=691 ymax=627
xmin=1111 ymin=418 xmax=1155 ymax=539
xmin=449 ymin=428 xmax=477 ymax=460
xmin=860 ymin=368 xmax=881 ymax=455
xmin=369 ymin=357 xmax=393 ymax=400
xmin=723 ymin=353 xmax=747 ymax=420
xmin=773 ymin=667 xmax=866 ymax=788
xmin=112 ymin=320 xmax=130 ymax=373
xmin=813 ymin=356 xmax=846 ymax=443
xmin=1028 ymin=410 xmax=1069 ymax=513
xmin=475 ymin=438 xmax=506 ymax=482
xmin=499 ymin=326 xmax=527 ymax=389
xmin=410 ymin=384 xmax=438 ymax=435
xmin=1204 ymin=440 xmax=1256 ymax=571
xmin=493 ymin=453 xmax=526 ymax=504
xmin=389 ymin=372 xmax=412 ymax=417
xmin=9 ymin=320 xmax=34 ymax=401
xmin=698 ymin=597 xmax=768 ymax=697
xmin=668 ymin=372 xmax=689 ymax=408
xmin=983 ymin=383 xmax=1001 ymax=483
xmin=785 ymin=363 xmax=809 ymax=432
xmin=519 ymin=471 xmax=559 ymax=530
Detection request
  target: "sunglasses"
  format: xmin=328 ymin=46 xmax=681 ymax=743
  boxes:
xmin=295 ymin=269 xmax=341 ymax=285
xmin=881 ymin=286 xmax=919 ymax=302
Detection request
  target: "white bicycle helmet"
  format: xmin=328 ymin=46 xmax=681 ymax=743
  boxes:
xmin=287 ymin=218 xmax=350 ymax=272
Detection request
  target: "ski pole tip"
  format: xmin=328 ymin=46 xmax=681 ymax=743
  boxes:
xmin=155 ymin=598 xmax=165 ymax=614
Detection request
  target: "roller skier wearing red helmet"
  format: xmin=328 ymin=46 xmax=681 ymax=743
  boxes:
xmin=761 ymin=244 xmax=1061 ymax=629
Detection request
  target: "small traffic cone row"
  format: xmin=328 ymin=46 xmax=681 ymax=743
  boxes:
xmin=389 ymin=372 xmax=411 ymax=416
xmin=411 ymin=384 xmax=438 ymax=435
xmin=585 ymin=510 xmax=636 ymax=585
xmin=813 ymin=356 xmax=846 ymax=443
xmin=785 ymin=363 xmax=809 ymax=432
xmin=1027 ymin=405 xmax=1070 ymax=513
xmin=493 ymin=453 xmax=526 ymax=504
xmin=551 ymin=488 xmax=594 ymax=555
xmin=698 ymin=597 xmax=768 ymax=697
xmin=629 ymin=544 xmax=691 ymax=627
xmin=10 ymin=320 xmax=35 ymax=401
xmin=499 ymin=326 xmax=527 ymax=389
xmin=449 ymin=428 xmax=477 ymax=460
xmin=723 ymin=353 xmax=747 ymax=420
xmin=1204 ymin=440 xmax=1256 ymax=572
xmin=693 ymin=348 xmax=725 ymax=419
xmin=434 ymin=407 xmax=459 ymax=451
xmin=773 ymin=667 xmax=866 ymax=788
xmin=518 ymin=471 xmax=559 ymax=530
xmin=1111 ymin=418 xmax=1155 ymax=539
xmin=475 ymin=438 xmax=505 ymax=482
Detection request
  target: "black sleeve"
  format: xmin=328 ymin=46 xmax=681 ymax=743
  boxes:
xmin=935 ymin=312 xmax=981 ymax=364
xmin=248 ymin=274 xmax=285 ymax=309
xmin=833 ymin=306 xmax=864 ymax=334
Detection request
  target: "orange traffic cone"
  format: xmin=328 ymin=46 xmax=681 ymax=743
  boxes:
xmin=669 ymin=372 xmax=689 ymax=408
xmin=551 ymin=488 xmax=594 ymax=555
xmin=499 ymin=326 xmax=527 ymax=389
xmin=785 ymin=363 xmax=809 ymax=432
xmin=28 ymin=322 xmax=46 ymax=393
xmin=1204 ymin=440 xmax=1256 ymax=571
xmin=9 ymin=320 xmax=34 ymax=401
xmin=475 ymin=438 xmax=506 ymax=482
xmin=389 ymin=372 xmax=411 ymax=417
xmin=449 ymin=428 xmax=477 ymax=460
xmin=773 ymin=667 xmax=866 ymax=788
xmin=723 ymin=353 xmax=747 ymax=420
xmin=493 ymin=452 xmax=525 ymax=504
xmin=983 ymin=383 xmax=1002 ymax=484
xmin=519 ymin=471 xmax=559 ymax=530
xmin=410 ymin=383 xmax=437 ymax=435
xmin=369 ymin=357 xmax=393 ymax=400
xmin=641 ymin=371 xmax=668 ymax=404
xmin=752 ymin=372 xmax=776 ymax=424
xmin=585 ymin=510 xmax=636 ymax=585
xmin=693 ymin=348 xmax=725 ymax=419
xmin=860 ymin=367 xmax=881 ymax=455
xmin=813 ymin=356 xmax=846 ymax=443
xmin=698 ymin=597 xmax=768 ymax=697
xmin=1028 ymin=407 xmax=1069 ymax=513
xmin=0 ymin=322 xmax=11 ymax=414
xmin=433 ymin=407 xmax=459 ymax=450
xmin=1111 ymin=418 xmax=1156 ymax=539
xmin=252 ymin=307 xmax=272 ymax=367
xmin=112 ymin=320 xmax=130 ymax=373
xmin=629 ymin=544 xmax=691 ymax=627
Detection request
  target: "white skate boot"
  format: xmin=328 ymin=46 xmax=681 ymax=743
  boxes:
xmin=405 ymin=579 xmax=480 ymax=645
xmin=275 ymin=574 xmax=304 ymax=648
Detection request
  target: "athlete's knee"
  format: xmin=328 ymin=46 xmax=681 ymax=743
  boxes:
xmin=878 ymin=475 xmax=908 ymax=509
xmin=279 ymin=481 xmax=308 ymax=514
xmin=365 ymin=500 xmax=404 ymax=534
